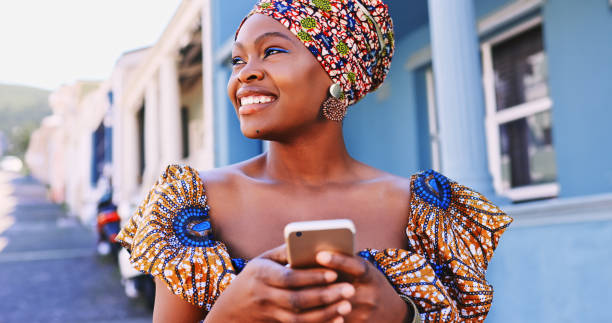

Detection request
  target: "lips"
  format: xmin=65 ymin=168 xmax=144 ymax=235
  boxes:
xmin=236 ymin=88 xmax=278 ymax=115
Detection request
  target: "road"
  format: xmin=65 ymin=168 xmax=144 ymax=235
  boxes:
xmin=0 ymin=171 xmax=152 ymax=323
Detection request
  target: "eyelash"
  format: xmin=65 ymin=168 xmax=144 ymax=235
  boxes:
xmin=231 ymin=47 xmax=289 ymax=66
xmin=231 ymin=57 xmax=244 ymax=66
xmin=264 ymin=47 xmax=289 ymax=57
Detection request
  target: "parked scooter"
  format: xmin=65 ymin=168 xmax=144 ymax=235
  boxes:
xmin=95 ymin=192 xmax=121 ymax=258
xmin=97 ymin=191 xmax=156 ymax=308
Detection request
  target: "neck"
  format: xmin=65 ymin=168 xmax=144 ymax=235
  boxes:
xmin=264 ymin=123 xmax=355 ymax=186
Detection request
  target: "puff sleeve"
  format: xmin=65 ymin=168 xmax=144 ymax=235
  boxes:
xmin=360 ymin=170 xmax=512 ymax=322
xmin=115 ymin=164 xmax=242 ymax=311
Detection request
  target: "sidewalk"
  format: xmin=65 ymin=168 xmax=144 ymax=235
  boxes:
xmin=0 ymin=171 xmax=152 ymax=323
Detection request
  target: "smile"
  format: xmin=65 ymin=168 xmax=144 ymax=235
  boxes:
xmin=238 ymin=95 xmax=277 ymax=115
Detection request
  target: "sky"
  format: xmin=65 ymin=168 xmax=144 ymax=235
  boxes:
xmin=0 ymin=0 xmax=183 ymax=91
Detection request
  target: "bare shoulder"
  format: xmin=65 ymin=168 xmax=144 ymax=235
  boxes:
xmin=199 ymin=154 xmax=264 ymax=188
xmin=353 ymin=163 xmax=415 ymax=231
xmin=355 ymin=162 xmax=413 ymax=202
xmin=197 ymin=154 xmax=266 ymax=218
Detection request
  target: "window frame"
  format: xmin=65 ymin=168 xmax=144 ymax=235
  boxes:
xmin=480 ymin=16 xmax=559 ymax=201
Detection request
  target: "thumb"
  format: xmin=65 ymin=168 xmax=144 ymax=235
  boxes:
xmin=257 ymin=244 xmax=288 ymax=265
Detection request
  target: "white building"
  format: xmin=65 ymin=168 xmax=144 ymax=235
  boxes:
xmin=111 ymin=0 xmax=212 ymax=220
xmin=27 ymin=0 xmax=214 ymax=224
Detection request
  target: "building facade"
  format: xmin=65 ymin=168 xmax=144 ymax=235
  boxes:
xmin=110 ymin=0 xmax=213 ymax=221
xmin=26 ymin=80 xmax=110 ymax=218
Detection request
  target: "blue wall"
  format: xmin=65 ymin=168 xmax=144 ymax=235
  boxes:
xmin=543 ymin=1 xmax=612 ymax=197
xmin=486 ymin=219 xmax=612 ymax=322
xmin=343 ymin=24 xmax=432 ymax=177
xmin=212 ymin=0 xmax=263 ymax=166
xmin=212 ymin=0 xmax=254 ymax=49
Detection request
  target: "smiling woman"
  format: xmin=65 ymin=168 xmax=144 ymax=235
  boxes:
xmin=116 ymin=1 xmax=512 ymax=322
xmin=228 ymin=18 xmax=333 ymax=140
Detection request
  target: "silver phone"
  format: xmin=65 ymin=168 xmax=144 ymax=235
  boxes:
xmin=284 ymin=219 xmax=356 ymax=268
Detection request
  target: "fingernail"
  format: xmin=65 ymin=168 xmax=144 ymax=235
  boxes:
xmin=317 ymin=251 xmax=332 ymax=264
xmin=333 ymin=317 xmax=344 ymax=323
xmin=337 ymin=301 xmax=352 ymax=315
xmin=324 ymin=271 xmax=338 ymax=282
xmin=340 ymin=285 xmax=355 ymax=298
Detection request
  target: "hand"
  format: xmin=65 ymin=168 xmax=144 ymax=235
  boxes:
xmin=205 ymin=245 xmax=356 ymax=323
xmin=315 ymin=251 xmax=410 ymax=323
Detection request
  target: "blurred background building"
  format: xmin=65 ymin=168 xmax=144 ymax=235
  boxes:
xmin=24 ymin=0 xmax=612 ymax=321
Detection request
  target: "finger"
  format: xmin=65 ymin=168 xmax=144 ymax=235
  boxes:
xmin=275 ymin=300 xmax=352 ymax=323
xmin=258 ymin=244 xmax=288 ymax=265
xmin=272 ymin=283 xmax=355 ymax=311
xmin=260 ymin=265 xmax=339 ymax=288
xmin=316 ymin=251 xmax=370 ymax=279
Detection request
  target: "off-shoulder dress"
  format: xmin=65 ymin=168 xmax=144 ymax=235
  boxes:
xmin=116 ymin=164 xmax=512 ymax=322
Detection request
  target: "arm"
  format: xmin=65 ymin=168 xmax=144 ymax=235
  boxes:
xmin=153 ymin=277 xmax=207 ymax=323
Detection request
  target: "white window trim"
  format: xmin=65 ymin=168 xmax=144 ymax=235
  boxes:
xmin=493 ymin=96 xmax=552 ymax=124
xmin=505 ymin=182 xmax=560 ymax=202
xmin=425 ymin=68 xmax=441 ymax=172
xmin=481 ymin=16 xmax=558 ymax=202
xmin=478 ymin=0 xmax=544 ymax=36
xmin=506 ymin=192 xmax=612 ymax=228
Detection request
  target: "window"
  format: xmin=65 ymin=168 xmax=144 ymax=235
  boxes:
xmin=181 ymin=107 xmax=190 ymax=159
xmin=425 ymin=68 xmax=441 ymax=172
xmin=137 ymin=104 xmax=145 ymax=184
xmin=481 ymin=17 xmax=558 ymax=201
xmin=416 ymin=66 xmax=442 ymax=172
xmin=91 ymin=122 xmax=106 ymax=185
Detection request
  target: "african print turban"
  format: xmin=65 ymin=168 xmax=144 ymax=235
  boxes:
xmin=237 ymin=0 xmax=395 ymax=106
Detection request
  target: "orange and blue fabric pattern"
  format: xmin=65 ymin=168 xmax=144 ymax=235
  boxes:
xmin=116 ymin=165 xmax=512 ymax=321
xmin=238 ymin=0 xmax=395 ymax=107
xmin=115 ymin=166 xmax=237 ymax=311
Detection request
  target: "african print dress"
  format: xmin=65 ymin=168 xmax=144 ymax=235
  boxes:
xmin=116 ymin=165 xmax=512 ymax=322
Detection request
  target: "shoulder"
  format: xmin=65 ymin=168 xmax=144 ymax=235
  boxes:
xmin=198 ymin=154 xmax=265 ymax=192
xmin=374 ymin=172 xmax=413 ymax=202
xmin=353 ymin=162 xmax=413 ymax=208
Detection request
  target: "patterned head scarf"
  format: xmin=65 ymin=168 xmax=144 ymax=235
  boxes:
xmin=236 ymin=0 xmax=395 ymax=106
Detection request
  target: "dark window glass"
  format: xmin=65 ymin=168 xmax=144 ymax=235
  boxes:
xmin=493 ymin=26 xmax=556 ymax=189
xmin=181 ymin=107 xmax=189 ymax=159
xmin=91 ymin=122 xmax=105 ymax=185
xmin=499 ymin=107 xmax=556 ymax=188
xmin=492 ymin=26 xmax=549 ymax=111
xmin=137 ymin=105 xmax=145 ymax=184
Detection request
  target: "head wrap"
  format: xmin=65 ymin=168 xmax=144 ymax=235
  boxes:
xmin=236 ymin=0 xmax=395 ymax=106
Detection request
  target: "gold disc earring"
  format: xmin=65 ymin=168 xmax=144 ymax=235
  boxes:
xmin=321 ymin=83 xmax=348 ymax=122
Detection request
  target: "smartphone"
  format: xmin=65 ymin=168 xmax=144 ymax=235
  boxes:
xmin=284 ymin=219 xmax=356 ymax=268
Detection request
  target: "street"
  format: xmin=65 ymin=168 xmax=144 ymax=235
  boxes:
xmin=0 ymin=171 xmax=152 ymax=323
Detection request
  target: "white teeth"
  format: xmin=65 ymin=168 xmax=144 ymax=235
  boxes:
xmin=240 ymin=95 xmax=275 ymax=106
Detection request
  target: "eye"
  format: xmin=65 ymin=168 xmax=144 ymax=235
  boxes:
xmin=264 ymin=47 xmax=289 ymax=58
xmin=231 ymin=56 xmax=245 ymax=66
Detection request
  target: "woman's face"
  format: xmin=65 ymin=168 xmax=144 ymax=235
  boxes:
xmin=228 ymin=14 xmax=333 ymax=141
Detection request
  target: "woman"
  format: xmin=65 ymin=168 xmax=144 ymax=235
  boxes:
xmin=116 ymin=0 xmax=512 ymax=322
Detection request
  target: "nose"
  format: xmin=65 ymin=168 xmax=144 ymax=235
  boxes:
xmin=237 ymin=60 xmax=264 ymax=83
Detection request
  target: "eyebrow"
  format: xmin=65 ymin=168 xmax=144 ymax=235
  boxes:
xmin=234 ymin=31 xmax=295 ymax=50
